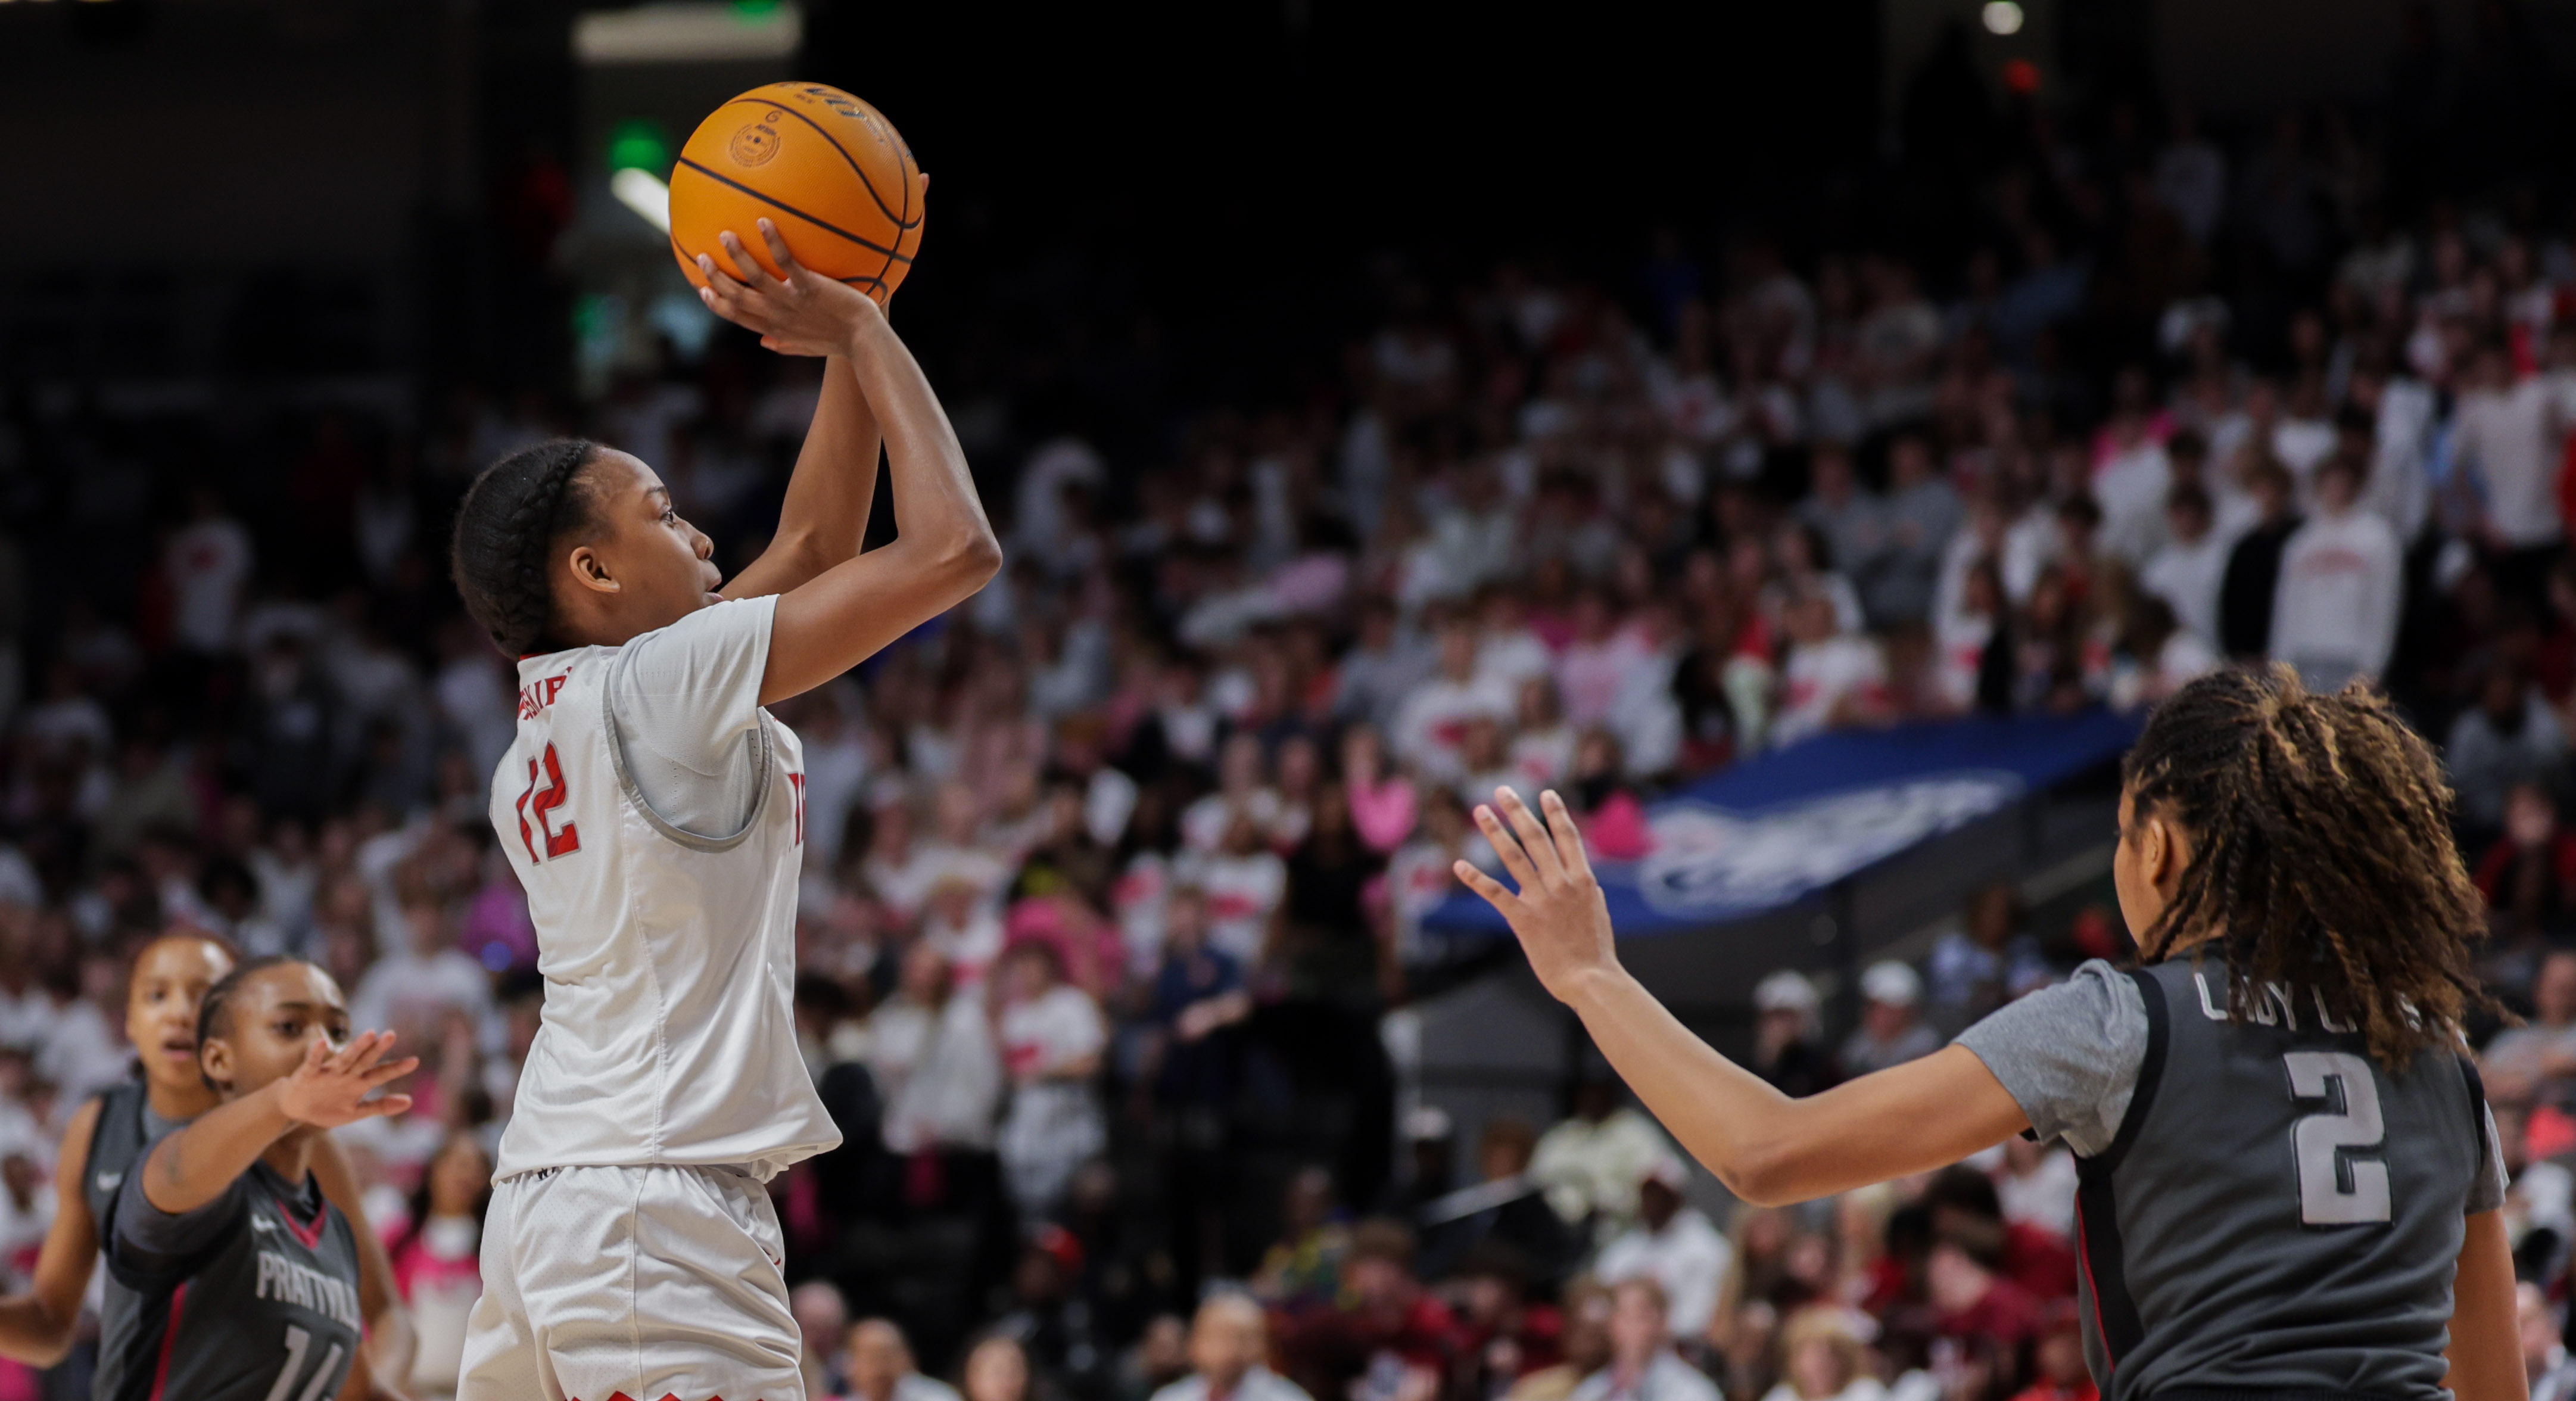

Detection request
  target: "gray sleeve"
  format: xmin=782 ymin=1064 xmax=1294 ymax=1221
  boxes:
xmin=2470 ymin=1102 xmax=2509 ymax=1216
xmin=605 ymin=594 xmax=776 ymax=839
xmin=1955 ymin=960 xmax=2150 ymax=1159
xmin=113 ymin=1173 xmax=247 ymax=1275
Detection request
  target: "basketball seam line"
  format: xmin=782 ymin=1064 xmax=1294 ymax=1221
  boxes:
xmin=672 ymin=155 xmax=917 ymax=264
xmin=728 ymin=92 xmax=923 ymax=232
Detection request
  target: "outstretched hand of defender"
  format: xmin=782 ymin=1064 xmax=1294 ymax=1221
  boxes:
xmin=275 ymin=1030 xmax=418 ymax=1129
xmin=1454 ymin=789 xmax=1621 ymax=1003
xmin=697 ymin=217 xmax=883 ymax=356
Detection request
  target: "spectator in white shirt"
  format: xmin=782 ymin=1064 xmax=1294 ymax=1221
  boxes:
xmin=1568 ymin=1276 xmax=1722 ymax=1401
xmin=1475 ymin=587 xmax=1554 ymax=692
xmin=2347 ymin=363 xmax=2436 ymax=544
xmin=2140 ymin=484 xmax=2230 ymax=647
xmin=1148 ymin=1293 xmax=1313 ymax=1401
xmin=350 ymin=893 xmax=497 ymax=1052
xmin=2269 ymin=453 xmax=2403 ymax=690
xmin=1394 ymin=615 xmax=1516 ymax=783
xmin=993 ymin=939 xmax=1109 ymax=1221
xmin=1771 ymin=594 xmax=1890 ymax=749
xmin=868 ymin=943 xmax=1003 ymax=1156
xmin=165 ymin=486 xmax=254 ymax=656
xmin=1592 ymin=1156 xmax=1732 ymax=1340
xmin=2453 ymin=340 xmax=2566 ymax=568
xmin=1530 ymin=1079 xmax=1682 ymax=1229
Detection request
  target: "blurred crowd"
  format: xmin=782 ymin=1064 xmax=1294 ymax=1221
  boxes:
xmin=14 ymin=39 xmax=2576 ymax=1401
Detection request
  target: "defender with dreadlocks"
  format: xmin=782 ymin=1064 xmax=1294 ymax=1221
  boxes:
xmin=1457 ymin=665 xmax=2521 ymax=1401
xmin=446 ymin=213 xmax=997 ymax=1401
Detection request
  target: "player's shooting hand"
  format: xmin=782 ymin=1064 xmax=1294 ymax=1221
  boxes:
xmin=1454 ymin=788 xmax=1622 ymax=1004
xmin=697 ymin=217 xmax=885 ymax=357
xmin=275 ymin=1030 xmax=418 ymax=1129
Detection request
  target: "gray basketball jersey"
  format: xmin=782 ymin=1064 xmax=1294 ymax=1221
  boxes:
xmin=82 ymin=1079 xmax=153 ymax=1227
xmin=88 ymin=1077 xmax=185 ymax=1396
xmin=2077 ymin=960 xmax=2493 ymax=1401
xmin=99 ymin=1161 xmax=365 ymax=1401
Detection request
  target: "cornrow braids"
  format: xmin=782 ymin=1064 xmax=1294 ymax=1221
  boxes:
xmin=2122 ymin=664 xmax=2492 ymax=1069
xmin=194 ymin=953 xmax=301 ymax=1089
xmin=450 ymin=438 xmax=606 ymax=656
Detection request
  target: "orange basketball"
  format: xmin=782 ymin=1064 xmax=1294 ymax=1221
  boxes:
xmin=668 ymin=82 xmax=924 ymax=306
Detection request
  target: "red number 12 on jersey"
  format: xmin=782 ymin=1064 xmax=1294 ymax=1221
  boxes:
xmin=515 ymin=742 xmax=582 ymax=862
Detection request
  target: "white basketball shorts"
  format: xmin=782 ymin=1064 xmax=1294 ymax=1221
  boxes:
xmin=457 ymin=1164 xmax=805 ymax=1401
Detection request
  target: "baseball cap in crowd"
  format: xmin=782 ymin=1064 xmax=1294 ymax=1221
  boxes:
xmin=1753 ymin=970 xmax=1820 ymax=1015
xmin=1859 ymin=961 xmax=1921 ymax=1008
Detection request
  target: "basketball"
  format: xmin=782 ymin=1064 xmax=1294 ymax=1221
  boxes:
xmin=668 ymin=82 xmax=924 ymax=306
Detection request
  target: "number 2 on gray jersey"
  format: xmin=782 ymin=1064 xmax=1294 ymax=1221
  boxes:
xmin=2285 ymin=1050 xmax=2393 ymax=1225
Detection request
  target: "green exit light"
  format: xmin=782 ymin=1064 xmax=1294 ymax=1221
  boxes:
xmin=608 ymin=118 xmax=671 ymax=175
xmin=732 ymin=0 xmax=783 ymax=15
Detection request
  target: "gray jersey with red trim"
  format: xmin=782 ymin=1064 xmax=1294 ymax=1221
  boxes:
xmin=99 ymin=1160 xmax=364 ymax=1401
xmin=2068 ymin=958 xmax=2496 ymax=1401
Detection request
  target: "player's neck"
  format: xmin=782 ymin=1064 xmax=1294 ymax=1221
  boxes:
xmin=260 ymin=1126 xmax=317 ymax=1187
xmin=147 ymin=1076 xmax=222 ymax=1125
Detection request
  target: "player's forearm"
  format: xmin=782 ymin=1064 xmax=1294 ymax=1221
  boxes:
xmin=767 ymin=356 xmax=883 ymax=578
xmin=142 ymin=1082 xmax=297 ymax=1213
xmin=2446 ymin=1210 xmax=2528 ymax=1401
xmin=1556 ymin=967 xmax=1805 ymax=1201
xmin=1558 ymin=970 xmax=2029 ymax=1206
xmin=0 ymin=1293 xmax=78 ymax=1366
xmin=842 ymin=315 xmax=998 ymax=586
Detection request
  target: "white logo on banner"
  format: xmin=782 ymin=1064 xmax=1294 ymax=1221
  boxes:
xmin=1631 ymin=772 xmax=2026 ymax=918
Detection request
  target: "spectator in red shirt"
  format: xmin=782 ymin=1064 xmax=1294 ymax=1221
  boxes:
xmin=2007 ymin=1302 xmax=2098 ymax=1401
xmin=1923 ymin=1166 xmax=2074 ymax=1300
xmin=1448 ymin=1240 xmax=1565 ymax=1396
xmin=2478 ymin=783 xmax=2576 ymax=947
xmin=1925 ymin=1228 xmax=2043 ymax=1351
xmin=1273 ymin=1218 xmax=1468 ymax=1401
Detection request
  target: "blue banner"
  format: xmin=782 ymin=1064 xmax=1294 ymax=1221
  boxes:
xmin=1424 ymin=709 xmax=2141 ymax=939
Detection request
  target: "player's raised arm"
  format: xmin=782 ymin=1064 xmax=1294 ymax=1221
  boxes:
xmin=141 ymin=1030 xmax=416 ymax=1216
xmin=1455 ymin=787 xmax=2031 ymax=1206
xmin=716 ymin=217 xmax=889 ymax=602
xmin=695 ymin=223 xmax=1000 ymax=706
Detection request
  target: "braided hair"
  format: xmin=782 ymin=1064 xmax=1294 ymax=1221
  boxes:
xmin=2122 ymin=664 xmax=2490 ymax=1069
xmin=450 ymin=438 xmax=606 ymax=656
xmin=194 ymin=954 xmax=301 ymax=1090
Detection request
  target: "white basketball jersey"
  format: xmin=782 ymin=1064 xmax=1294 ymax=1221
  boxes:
xmin=487 ymin=596 xmax=839 ymax=1182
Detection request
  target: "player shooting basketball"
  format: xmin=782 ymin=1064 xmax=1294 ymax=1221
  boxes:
xmin=443 ymin=206 xmax=996 ymax=1400
xmin=1459 ymin=667 xmax=2523 ymax=1401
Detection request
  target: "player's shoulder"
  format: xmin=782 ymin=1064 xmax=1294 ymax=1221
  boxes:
xmin=628 ymin=593 xmax=780 ymax=650
xmin=58 ymin=1089 xmax=108 ymax=1179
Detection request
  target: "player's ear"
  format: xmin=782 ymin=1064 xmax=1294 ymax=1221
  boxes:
xmin=199 ymin=1036 xmax=233 ymax=1094
xmin=2143 ymin=810 xmax=2188 ymax=892
xmin=565 ymin=541 xmax=622 ymax=596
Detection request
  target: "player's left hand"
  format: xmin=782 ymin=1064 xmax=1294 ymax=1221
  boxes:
xmin=1454 ymin=788 xmax=1623 ymax=1005
xmin=274 ymin=1030 xmax=419 ymax=1129
xmin=697 ymin=217 xmax=883 ymax=357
